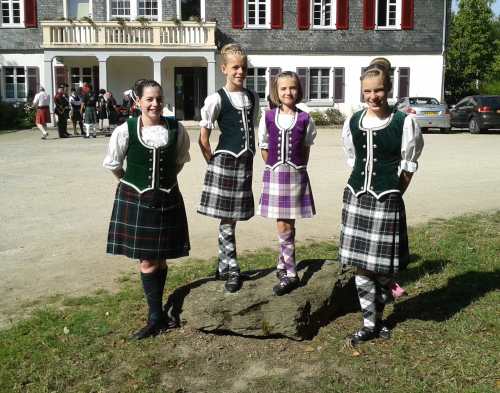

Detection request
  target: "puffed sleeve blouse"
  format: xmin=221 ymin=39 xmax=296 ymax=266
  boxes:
xmin=341 ymin=112 xmax=424 ymax=173
xmin=102 ymin=121 xmax=191 ymax=171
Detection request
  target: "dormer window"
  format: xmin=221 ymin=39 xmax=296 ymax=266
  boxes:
xmin=376 ymin=0 xmax=400 ymax=29
xmin=246 ymin=0 xmax=270 ymax=28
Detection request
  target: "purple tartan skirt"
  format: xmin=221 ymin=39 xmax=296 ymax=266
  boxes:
xmin=107 ymin=183 xmax=190 ymax=260
xmin=257 ymin=164 xmax=315 ymax=219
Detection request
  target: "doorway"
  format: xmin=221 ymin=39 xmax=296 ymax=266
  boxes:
xmin=174 ymin=67 xmax=207 ymax=121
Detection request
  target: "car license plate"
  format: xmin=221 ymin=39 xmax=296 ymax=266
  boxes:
xmin=423 ymin=112 xmax=437 ymax=116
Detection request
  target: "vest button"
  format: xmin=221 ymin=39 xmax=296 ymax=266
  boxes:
xmin=363 ymin=132 xmax=366 ymax=136
xmin=373 ymin=144 xmax=377 ymax=148
xmin=372 ymin=172 xmax=376 ymax=176
xmin=373 ymin=132 xmax=377 ymax=136
xmin=362 ymin=145 xmax=366 ymax=148
xmin=149 ymin=168 xmax=152 ymax=171
xmin=149 ymin=158 xmax=152 ymax=162
xmin=160 ymin=168 xmax=163 ymax=171
xmin=241 ymin=128 xmax=244 ymax=131
xmin=363 ymin=158 xmax=367 ymax=162
xmin=374 ymin=158 xmax=378 ymax=162
xmin=148 ymin=176 xmax=152 ymax=179
xmin=361 ymin=171 xmax=364 ymax=175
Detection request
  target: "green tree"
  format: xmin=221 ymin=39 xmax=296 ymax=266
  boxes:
xmin=446 ymin=0 xmax=496 ymax=101
xmin=482 ymin=16 xmax=500 ymax=94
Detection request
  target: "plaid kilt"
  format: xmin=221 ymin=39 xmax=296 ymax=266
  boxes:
xmin=339 ymin=187 xmax=409 ymax=274
xmin=107 ymin=183 xmax=190 ymax=260
xmin=197 ymin=152 xmax=254 ymax=221
xmin=36 ymin=107 xmax=50 ymax=124
xmin=84 ymin=107 xmax=97 ymax=124
xmin=258 ymin=164 xmax=315 ymax=219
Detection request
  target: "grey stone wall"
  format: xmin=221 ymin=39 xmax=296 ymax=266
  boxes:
xmin=208 ymin=0 xmax=452 ymax=54
xmin=0 ymin=0 xmax=63 ymax=52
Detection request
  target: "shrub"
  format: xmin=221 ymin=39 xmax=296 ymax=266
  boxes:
xmin=324 ymin=108 xmax=345 ymax=125
xmin=0 ymin=101 xmax=36 ymax=130
xmin=309 ymin=111 xmax=329 ymax=126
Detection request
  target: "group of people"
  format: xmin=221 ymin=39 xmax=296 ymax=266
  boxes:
xmin=32 ymin=84 xmax=120 ymax=139
xmin=102 ymin=43 xmax=424 ymax=345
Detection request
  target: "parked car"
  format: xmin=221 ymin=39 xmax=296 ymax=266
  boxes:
xmin=396 ymin=97 xmax=450 ymax=132
xmin=449 ymin=95 xmax=500 ymax=134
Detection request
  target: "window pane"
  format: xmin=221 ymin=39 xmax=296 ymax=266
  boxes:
xmin=377 ymin=0 xmax=387 ymax=26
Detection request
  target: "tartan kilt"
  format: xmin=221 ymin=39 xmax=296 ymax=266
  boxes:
xmin=107 ymin=183 xmax=190 ymax=260
xmin=197 ymin=151 xmax=254 ymax=221
xmin=257 ymin=164 xmax=316 ymax=219
xmin=339 ymin=187 xmax=409 ymax=274
xmin=84 ymin=107 xmax=97 ymax=124
xmin=35 ymin=107 xmax=50 ymax=124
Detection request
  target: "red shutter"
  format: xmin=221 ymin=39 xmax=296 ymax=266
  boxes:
xmin=363 ymin=0 xmax=375 ymax=30
xmin=336 ymin=0 xmax=349 ymax=30
xmin=401 ymin=0 xmax=414 ymax=30
xmin=232 ymin=0 xmax=244 ymax=29
xmin=24 ymin=0 xmax=37 ymax=28
xmin=271 ymin=0 xmax=283 ymax=29
xmin=297 ymin=0 xmax=310 ymax=30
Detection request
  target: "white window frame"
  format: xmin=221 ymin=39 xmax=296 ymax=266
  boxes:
xmin=107 ymin=0 xmax=162 ymax=21
xmin=245 ymin=0 xmax=270 ymax=29
xmin=0 ymin=0 xmax=24 ymax=28
xmin=1 ymin=66 xmax=40 ymax=102
xmin=311 ymin=0 xmax=336 ymax=30
xmin=69 ymin=66 xmax=95 ymax=91
xmin=375 ymin=0 xmax=401 ymax=30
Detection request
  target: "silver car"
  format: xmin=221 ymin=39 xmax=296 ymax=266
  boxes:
xmin=396 ymin=97 xmax=451 ymax=132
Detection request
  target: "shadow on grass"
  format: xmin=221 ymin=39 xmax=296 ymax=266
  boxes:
xmin=398 ymin=256 xmax=450 ymax=286
xmin=387 ymin=269 xmax=500 ymax=327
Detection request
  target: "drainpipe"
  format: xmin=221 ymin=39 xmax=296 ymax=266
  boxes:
xmin=441 ymin=0 xmax=448 ymax=102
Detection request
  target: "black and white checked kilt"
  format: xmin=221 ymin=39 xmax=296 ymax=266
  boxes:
xmin=107 ymin=183 xmax=190 ymax=260
xmin=197 ymin=152 xmax=254 ymax=221
xmin=339 ymin=187 xmax=409 ymax=274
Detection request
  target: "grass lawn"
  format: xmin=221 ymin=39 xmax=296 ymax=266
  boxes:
xmin=1 ymin=212 xmax=499 ymax=393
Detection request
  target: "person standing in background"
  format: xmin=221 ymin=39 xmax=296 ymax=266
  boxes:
xmin=32 ymin=86 xmax=50 ymax=139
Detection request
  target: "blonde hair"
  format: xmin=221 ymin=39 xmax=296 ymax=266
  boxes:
xmin=220 ymin=43 xmax=247 ymax=64
xmin=361 ymin=57 xmax=393 ymax=91
xmin=269 ymin=71 xmax=303 ymax=107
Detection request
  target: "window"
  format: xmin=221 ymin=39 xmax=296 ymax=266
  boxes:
xmin=111 ymin=0 xmax=131 ymax=17
xmin=333 ymin=68 xmax=345 ymax=103
xmin=138 ymin=0 xmax=158 ymax=19
xmin=377 ymin=0 xmax=400 ymax=28
xmin=312 ymin=0 xmax=336 ymax=28
xmin=109 ymin=0 xmax=160 ymax=20
xmin=246 ymin=0 xmax=269 ymax=28
xmin=247 ymin=68 xmax=267 ymax=99
xmin=1 ymin=0 xmax=23 ymax=26
xmin=27 ymin=67 xmax=39 ymax=100
xmin=309 ymin=68 xmax=329 ymax=100
xmin=70 ymin=67 xmax=95 ymax=91
xmin=398 ymin=67 xmax=410 ymax=98
xmin=4 ymin=67 xmax=25 ymax=99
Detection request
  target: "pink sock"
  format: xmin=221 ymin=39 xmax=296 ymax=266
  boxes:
xmin=390 ymin=282 xmax=406 ymax=298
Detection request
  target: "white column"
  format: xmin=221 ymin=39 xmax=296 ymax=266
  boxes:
xmin=43 ymin=58 xmax=55 ymax=126
xmin=201 ymin=0 xmax=206 ymax=20
xmin=97 ymin=56 xmax=108 ymax=90
xmin=153 ymin=60 xmax=162 ymax=83
xmin=176 ymin=0 xmax=181 ymax=19
xmin=207 ymin=60 xmax=216 ymax=95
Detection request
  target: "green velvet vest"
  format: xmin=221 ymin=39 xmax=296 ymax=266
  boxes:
xmin=214 ymin=88 xmax=256 ymax=156
xmin=121 ymin=117 xmax=178 ymax=193
xmin=347 ymin=109 xmax=406 ymax=198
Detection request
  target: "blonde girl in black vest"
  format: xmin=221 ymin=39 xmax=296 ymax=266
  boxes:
xmin=339 ymin=59 xmax=424 ymax=346
xmin=103 ymin=80 xmax=191 ymax=340
xmin=197 ymin=43 xmax=260 ymax=293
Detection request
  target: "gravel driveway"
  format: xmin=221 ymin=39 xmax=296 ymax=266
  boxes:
xmin=1 ymin=127 xmax=499 ymax=328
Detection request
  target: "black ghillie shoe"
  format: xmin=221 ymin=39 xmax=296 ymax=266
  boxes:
xmin=130 ymin=320 xmax=168 ymax=340
xmin=347 ymin=327 xmax=379 ymax=347
xmin=214 ymin=268 xmax=229 ymax=281
xmin=377 ymin=324 xmax=391 ymax=340
xmin=224 ymin=271 xmax=242 ymax=293
xmin=273 ymin=275 xmax=300 ymax=296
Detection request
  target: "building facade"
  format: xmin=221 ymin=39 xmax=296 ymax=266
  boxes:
xmin=0 ymin=0 xmax=450 ymax=120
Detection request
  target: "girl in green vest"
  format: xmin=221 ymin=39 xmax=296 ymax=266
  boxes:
xmin=103 ymin=80 xmax=191 ymax=340
xmin=339 ymin=58 xmax=424 ymax=346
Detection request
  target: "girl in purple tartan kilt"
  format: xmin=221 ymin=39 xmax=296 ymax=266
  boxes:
xmin=339 ymin=58 xmax=424 ymax=346
xmin=257 ymin=71 xmax=316 ymax=296
xmin=197 ymin=43 xmax=260 ymax=293
xmin=103 ymin=80 xmax=191 ymax=340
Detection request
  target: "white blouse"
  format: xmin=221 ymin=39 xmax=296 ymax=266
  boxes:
xmin=342 ymin=111 xmax=424 ymax=173
xmin=102 ymin=120 xmax=191 ymax=171
xmin=258 ymin=110 xmax=317 ymax=149
xmin=199 ymin=87 xmax=260 ymax=129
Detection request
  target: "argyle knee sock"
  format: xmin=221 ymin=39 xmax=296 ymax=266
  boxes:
xmin=278 ymin=230 xmax=296 ymax=277
xmin=140 ymin=270 xmax=165 ymax=323
xmin=355 ymin=275 xmax=377 ymax=330
xmin=218 ymin=222 xmax=238 ymax=273
xmin=84 ymin=124 xmax=91 ymax=137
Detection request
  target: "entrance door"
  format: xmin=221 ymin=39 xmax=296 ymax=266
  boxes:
xmin=68 ymin=0 xmax=89 ymax=18
xmin=174 ymin=67 xmax=207 ymax=121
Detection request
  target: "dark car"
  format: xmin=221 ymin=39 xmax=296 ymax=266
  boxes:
xmin=450 ymin=95 xmax=500 ymax=134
